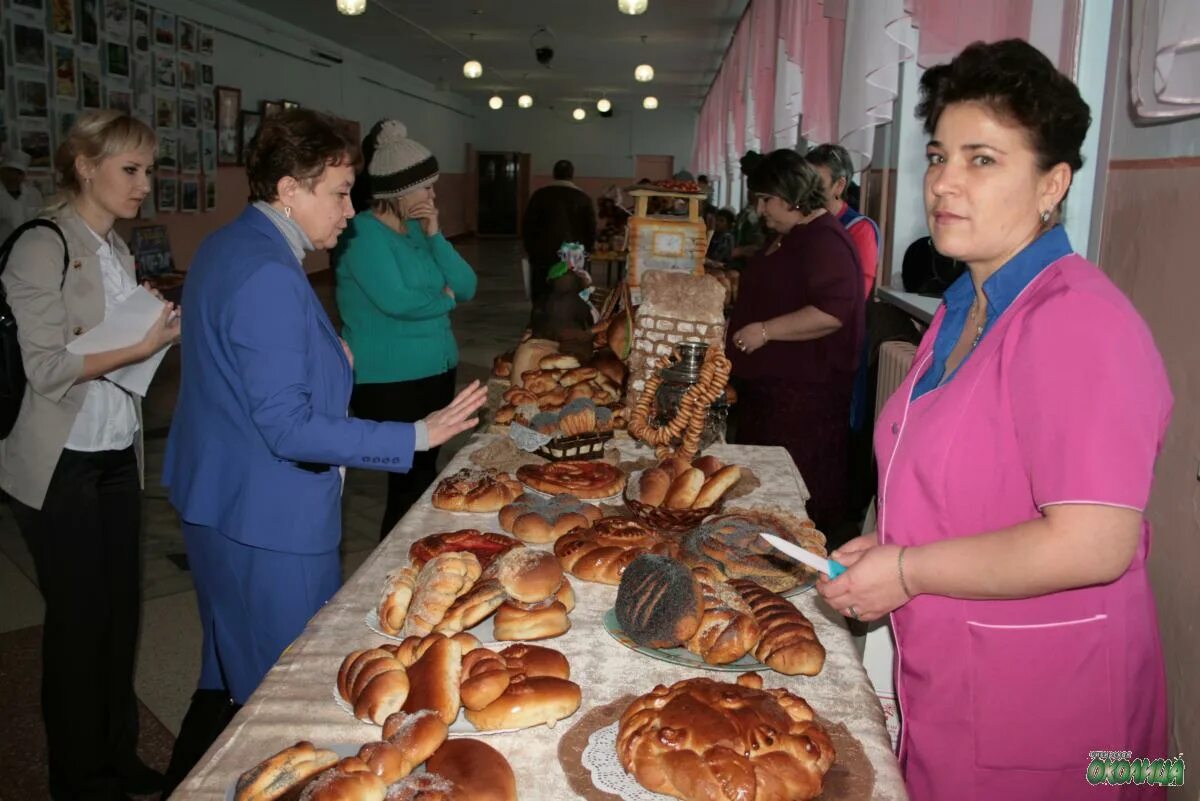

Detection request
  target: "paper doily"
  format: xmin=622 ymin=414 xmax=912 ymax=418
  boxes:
xmin=581 ymin=722 xmax=674 ymax=801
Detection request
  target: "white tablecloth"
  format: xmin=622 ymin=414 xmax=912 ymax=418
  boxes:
xmin=171 ymin=434 xmax=907 ymax=800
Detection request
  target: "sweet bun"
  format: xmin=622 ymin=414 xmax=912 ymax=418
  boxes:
xmin=459 ymin=649 xmax=512 ymax=711
xmin=492 ymin=600 xmax=571 ymax=641
xmin=425 ymin=739 xmax=517 ymax=801
xmin=401 ymin=635 xmax=463 ymax=725
xmin=339 ymin=648 xmax=393 ymax=703
xmin=659 ymin=456 xmax=692 ymax=480
xmin=384 ymin=774 xmax=455 ymax=801
xmin=539 ymin=353 xmax=581 ymax=370
xmin=503 ymin=576 xmax=575 ymax=613
xmin=377 ymin=566 xmax=418 ymax=636
xmin=692 ymin=464 xmax=741 ymax=508
xmin=614 ymin=554 xmax=703 ymax=648
xmin=498 ymin=493 xmax=602 ymax=545
xmin=637 ymin=468 xmax=671 ymax=506
xmin=462 ymin=673 xmax=581 ymax=731
xmin=235 ymin=741 xmax=340 ymax=801
xmin=664 ymin=467 xmax=705 ymax=509
xmin=359 ymin=709 xmax=447 ymax=784
xmin=353 ymin=665 xmax=411 ymax=726
xmin=298 ymin=757 xmax=386 ymax=801
xmin=497 ymin=643 xmax=570 ymax=679
xmin=493 ymin=548 xmax=564 ymax=604
xmin=433 ymin=578 xmax=506 ymax=635
xmin=691 ymin=455 xmax=724 ymax=477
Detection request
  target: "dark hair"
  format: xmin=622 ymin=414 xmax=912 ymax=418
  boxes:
xmin=739 ymin=150 xmax=762 ymax=177
xmin=716 ymin=208 xmax=736 ymax=226
xmin=746 ymin=149 xmax=826 ymax=215
xmin=698 ymin=174 xmax=709 ymax=183
xmin=916 ymin=39 xmax=1090 ymax=173
xmin=553 ymin=159 xmax=574 ymax=180
xmin=804 ymin=143 xmax=854 ymax=198
xmin=246 ymin=109 xmax=362 ymax=203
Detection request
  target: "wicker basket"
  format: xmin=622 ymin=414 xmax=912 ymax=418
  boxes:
xmin=623 ymin=469 xmax=722 ymax=531
xmin=535 ymin=430 xmax=614 ymax=462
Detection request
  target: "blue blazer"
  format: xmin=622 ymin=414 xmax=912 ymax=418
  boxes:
xmin=164 ymin=206 xmax=416 ymax=554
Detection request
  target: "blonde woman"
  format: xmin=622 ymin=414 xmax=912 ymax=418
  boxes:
xmin=0 ymin=111 xmax=178 ymax=800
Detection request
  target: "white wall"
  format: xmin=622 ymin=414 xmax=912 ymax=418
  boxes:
xmin=470 ymin=103 xmax=698 ymax=178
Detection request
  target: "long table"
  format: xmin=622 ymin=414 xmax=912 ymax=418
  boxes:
xmin=172 ymin=434 xmax=907 ymax=800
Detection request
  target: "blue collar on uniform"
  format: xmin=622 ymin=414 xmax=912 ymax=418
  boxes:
xmin=913 ymin=224 xmax=1072 ymax=399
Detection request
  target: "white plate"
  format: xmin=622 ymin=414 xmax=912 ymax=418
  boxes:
xmin=582 ymin=722 xmax=673 ymax=800
xmin=224 ymin=743 xmax=378 ymax=801
xmin=364 ymin=607 xmax=498 ymax=645
xmin=520 ymin=483 xmax=625 ymax=504
xmin=332 ymin=683 xmax=521 ymax=736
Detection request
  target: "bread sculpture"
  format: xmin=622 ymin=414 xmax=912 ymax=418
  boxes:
xmin=729 ymin=578 xmax=826 ymax=676
xmin=431 ymin=469 xmax=524 ymax=512
xmin=614 ymin=553 xmax=704 ymax=647
xmin=634 ymin=455 xmax=741 ymax=510
xmin=686 ymin=565 xmax=761 ymax=664
xmin=616 ymin=673 xmax=836 ymax=801
xmin=681 ymin=510 xmax=827 ymax=593
xmin=516 ymin=460 xmax=626 ymax=500
xmin=409 ymin=530 xmax=521 ymax=570
xmin=498 ymin=493 xmax=603 ymax=544
xmin=401 ymin=552 xmax=482 ymax=638
xmin=553 ymin=516 xmax=676 ymax=585
xmin=235 ymin=725 xmax=516 ymax=801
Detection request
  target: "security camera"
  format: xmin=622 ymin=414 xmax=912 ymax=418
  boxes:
xmin=535 ymin=46 xmax=555 ymax=66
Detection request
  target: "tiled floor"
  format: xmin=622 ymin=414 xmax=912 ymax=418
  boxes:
xmin=0 ymin=236 xmax=534 ymax=733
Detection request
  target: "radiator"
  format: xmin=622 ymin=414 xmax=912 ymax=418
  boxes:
xmin=876 ymin=341 xmax=917 ymax=419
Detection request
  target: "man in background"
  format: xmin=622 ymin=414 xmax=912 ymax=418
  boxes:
xmin=0 ymin=150 xmax=44 ymax=243
xmin=521 ymin=159 xmax=596 ymax=307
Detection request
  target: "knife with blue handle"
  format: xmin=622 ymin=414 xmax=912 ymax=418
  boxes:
xmin=759 ymin=532 xmax=847 ymax=578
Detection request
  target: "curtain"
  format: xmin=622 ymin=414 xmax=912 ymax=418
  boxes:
xmin=1131 ymin=0 xmax=1200 ymax=119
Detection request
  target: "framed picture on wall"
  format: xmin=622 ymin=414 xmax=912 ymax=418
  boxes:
xmin=11 ymin=0 xmax=47 ymax=16
xmin=154 ymin=53 xmax=176 ymax=88
xmin=17 ymin=79 xmax=50 ymax=122
xmin=106 ymin=87 xmax=132 ymax=115
xmin=200 ymin=95 xmax=215 ymax=127
xmin=202 ymin=129 xmax=216 ymax=173
xmin=178 ymin=58 xmax=196 ymax=91
xmin=216 ymin=85 xmax=240 ymax=165
xmin=53 ymin=45 xmax=77 ymax=101
xmin=179 ymin=96 xmax=198 ymax=129
xmin=200 ymin=63 xmax=214 ymax=87
xmin=106 ymin=41 xmax=130 ymax=78
xmin=204 ymin=178 xmax=216 ymax=212
xmin=261 ymin=100 xmax=282 ymax=118
xmin=132 ymin=4 xmax=150 ymax=53
xmin=158 ymin=132 xmax=178 ymax=170
xmin=180 ymin=178 xmax=199 ymax=212
xmin=180 ymin=132 xmax=199 ymax=173
xmin=12 ymin=23 xmax=47 ymax=70
xmin=153 ymin=9 xmax=176 ymax=49
xmin=17 ymin=129 xmax=52 ymax=169
xmin=155 ymin=94 xmax=176 ymax=128
xmin=239 ymin=110 xmax=260 ymax=164
xmin=105 ymin=0 xmax=131 ymax=42
xmin=51 ymin=0 xmax=77 ymax=38
xmin=81 ymin=61 xmax=102 ymax=109
xmin=178 ymin=18 xmax=197 ymax=53
xmin=80 ymin=0 xmax=100 ymax=47
xmin=157 ymin=175 xmax=177 ymax=212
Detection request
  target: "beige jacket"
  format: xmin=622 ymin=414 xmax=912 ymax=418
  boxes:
xmin=0 ymin=205 xmax=144 ymax=510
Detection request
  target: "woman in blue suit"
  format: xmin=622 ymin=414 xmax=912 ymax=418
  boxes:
xmin=161 ymin=110 xmax=486 ymax=790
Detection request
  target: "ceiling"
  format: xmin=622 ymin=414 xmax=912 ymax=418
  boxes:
xmin=235 ymin=0 xmax=748 ymax=110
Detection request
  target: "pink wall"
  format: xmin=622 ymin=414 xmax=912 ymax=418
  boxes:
xmin=1098 ymin=157 xmax=1200 ymax=769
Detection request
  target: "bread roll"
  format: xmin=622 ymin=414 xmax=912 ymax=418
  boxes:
xmin=403 ymin=552 xmax=482 ymax=638
xmin=339 ymin=648 xmax=392 ymax=703
xmin=554 ymin=517 xmax=673 ymax=585
xmin=493 ymin=548 xmax=564 ymax=604
xmin=522 ymin=371 xmax=562 ymax=396
xmin=692 ymin=465 xmax=741 ymax=509
xmin=498 ymin=494 xmax=603 ymax=545
xmin=559 ymin=366 xmax=598 ymax=387
xmin=503 ymin=576 xmax=575 ymax=614
xmin=729 ymin=579 xmax=826 ymax=676
xmin=350 ymin=655 xmax=407 ymax=701
xmin=425 ymin=739 xmax=517 ymax=801
xmin=590 ymin=350 xmax=627 ymax=385
xmin=401 ymin=635 xmax=463 ymax=725
xmin=235 ymin=741 xmax=340 ymax=801
xmin=498 ymin=643 xmax=570 ymax=680
xmin=384 ymin=774 xmax=456 ymax=801
xmin=539 ymin=353 xmax=581 ymax=370
xmin=362 ymin=709 xmax=448 ymax=783
xmin=460 ymin=649 xmax=512 ymax=711
xmin=462 ymin=674 xmax=581 ymax=731
xmin=353 ymin=666 xmax=411 ymax=726
xmin=298 ymin=758 xmax=386 ymax=801
xmin=377 ymin=566 xmax=418 ymax=636
xmin=664 ymin=467 xmax=705 ymax=509
xmin=492 ymin=600 xmax=571 ymax=641
xmin=659 ymin=456 xmax=691 ymax=479
xmin=691 ymin=455 xmax=724 ymax=477
xmin=433 ymin=579 xmax=505 ymax=635
xmin=614 ymin=554 xmax=703 ymax=648
xmin=637 ymin=468 xmax=671 ymax=506
xmin=686 ymin=566 xmax=760 ymax=665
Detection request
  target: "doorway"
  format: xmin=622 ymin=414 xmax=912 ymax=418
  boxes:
xmin=476 ymin=152 xmax=522 ymax=236
xmin=635 ymin=154 xmax=674 ymax=183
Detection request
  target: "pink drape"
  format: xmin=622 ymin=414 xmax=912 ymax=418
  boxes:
xmin=903 ymin=0 xmax=1032 ymax=67
xmin=799 ymin=0 xmax=846 ymax=146
xmin=1131 ymin=0 xmax=1200 ymax=119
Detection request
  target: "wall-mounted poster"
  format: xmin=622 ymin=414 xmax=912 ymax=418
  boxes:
xmin=200 ymin=95 xmax=214 ymax=127
xmin=180 ymin=132 xmax=199 ymax=172
xmin=178 ymin=58 xmax=195 ymax=91
xmin=179 ymin=96 xmax=197 ymax=129
xmin=132 ymin=4 xmax=150 ymax=52
xmin=51 ymin=0 xmax=76 ymax=38
xmin=106 ymin=42 xmax=130 ymax=79
xmin=158 ymin=132 xmax=177 ymax=170
xmin=200 ymin=63 xmax=213 ymax=87
xmin=202 ymin=129 xmax=216 ymax=173
xmin=18 ymin=129 xmax=52 ymax=169
xmin=216 ymin=85 xmax=240 ymax=165
xmin=200 ymin=28 xmax=214 ymax=57
xmin=155 ymin=53 xmax=175 ymax=89
xmin=107 ymin=86 xmax=132 ymax=115
xmin=11 ymin=0 xmax=46 ymax=18
xmin=105 ymin=0 xmax=131 ymax=41
xmin=53 ymin=45 xmax=77 ymax=101
xmin=131 ymin=226 xmax=176 ymax=274
xmin=81 ymin=61 xmax=102 ymax=108
xmin=17 ymin=79 xmax=49 ymax=121
xmin=153 ymin=9 xmax=175 ymax=49
xmin=178 ymin=18 xmax=196 ymax=53
xmin=157 ymin=175 xmax=177 ymax=212
xmin=12 ymin=23 xmax=47 ymax=70
xmin=80 ymin=0 xmax=99 ymax=47
xmin=180 ymin=178 xmax=199 ymax=212
xmin=155 ymin=95 xmax=176 ymax=128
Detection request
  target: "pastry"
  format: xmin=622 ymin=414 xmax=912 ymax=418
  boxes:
xmin=431 ymin=469 xmax=524 ymax=513
xmin=391 ymin=632 xmax=479 ymax=667
xmin=729 ymin=578 xmax=826 ymax=676
xmin=492 ymin=547 xmax=564 ymax=604
xmin=409 ymin=529 xmax=522 ymax=571
xmin=539 ymin=353 xmax=581 ymax=370
xmin=403 ymin=551 xmax=482 ymax=637
xmin=384 ymin=774 xmax=455 ymax=800
xmin=504 ymin=576 xmax=575 ymax=613
xmin=636 ymin=468 xmax=671 ymax=506
xmin=298 ymin=757 xmax=386 ymax=801
xmin=498 ymin=493 xmax=603 ymax=544
xmin=522 ymin=370 xmax=563 ymax=396
xmin=691 ymin=455 xmax=724 ymax=477
xmin=589 ymin=350 xmax=627 ymax=386
xmin=401 ymin=634 xmax=463 ymax=725
xmin=681 ymin=511 xmax=827 ymax=592
xmin=491 ymin=599 xmax=571 ymax=641
xmin=614 ymin=553 xmax=704 ymax=648
xmin=559 ymin=366 xmax=598 ymax=387
xmin=424 ymin=739 xmax=517 ymax=801
xmin=692 ymin=465 xmax=741 ymax=509
xmin=377 ymin=566 xmax=418 ymax=636
xmin=433 ymin=578 xmax=506 ymax=635
xmin=516 ymin=460 xmax=626 ymax=500
xmin=462 ymin=673 xmax=581 ymax=731
xmin=339 ymin=648 xmax=394 ymax=703
xmin=492 ymin=352 xmax=513 ymax=379
xmin=235 ymin=741 xmax=340 ymax=801
xmin=493 ymin=404 xmax=516 ymax=425
xmin=557 ymin=398 xmax=597 ymax=436
xmin=336 ymin=649 xmax=410 ymax=725
xmin=459 ymin=649 xmax=513 ymax=711
xmin=535 ymin=386 xmax=568 ymax=408
xmin=616 ymin=674 xmax=836 ymax=801
xmin=360 ymin=709 xmax=448 ymax=784
xmin=554 ymin=516 xmax=675 ymax=585
xmin=686 ymin=565 xmax=760 ymax=664
xmin=664 ymin=467 xmax=705 ymax=509
xmin=501 ymin=387 xmax=537 ymax=407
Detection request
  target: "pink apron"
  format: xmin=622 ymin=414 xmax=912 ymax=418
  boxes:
xmin=875 ymin=255 xmax=1172 ymax=801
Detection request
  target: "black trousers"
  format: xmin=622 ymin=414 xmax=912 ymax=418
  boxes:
xmin=351 ymin=368 xmax=457 ymax=539
xmin=10 ymin=447 xmax=144 ymax=801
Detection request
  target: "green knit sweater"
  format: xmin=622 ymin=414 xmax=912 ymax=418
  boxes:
xmin=334 ymin=213 xmax=478 ymax=384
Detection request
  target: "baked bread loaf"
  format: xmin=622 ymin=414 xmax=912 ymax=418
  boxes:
xmin=616 ymin=674 xmax=836 ymax=801
xmin=235 ymin=741 xmax=340 ymax=801
xmin=384 ymin=774 xmax=455 ymax=801
xmin=729 ymin=579 xmax=826 ymax=676
xmin=360 ymin=709 xmax=448 ymax=784
xmin=401 ymin=634 xmax=463 ymax=725
xmin=492 ymin=547 xmax=563 ymax=603
xmin=492 ymin=599 xmax=570 ymax=640
xmin=425 ymin=739 xmax=517 ymax=801
xmin=462 ymin=673 xmax=581 ymax=731
xmin=377 ymin=566 xmax=418 ymax=636
xmin=432 ymin=469 xmax=524 ymax=513
xmin=636 ymin=468 xmax=671 ymax=506
xmin=501 ymin=387 xmax=537 ymax=407
xmin=392 ymin=632 xmax=480 ymax=667
xmin=554 ymin=517 xmax=675 ymax=585
xmin=516 ymin=460 xmax=626 ymax=500
xmin=403 ymin=552 xmax=482 ymax=637
xmin=432 ymin=578 xmax=506 ymax=635
xmin=496 ymin=642 xmax=571 ymax=679
xmin=615 ymin=554 xmax=704 ymax=648
xmin=691 ymin=455 xmax=724 ymax=477
xmin=504 ymin=575 xmax=575 ymax=613
xmin=298 ymin=757 xmax=386 ymax=801
xmin=522 ymin=369 xmax=563 ymax=396
xmin=539 ymin=353 xmax=580 ymax=370
xmin=498 ymin=493 xmax=602 ymax=544
xmin=634 ymin=458 xmax=740 ymax=510
xmin=459 ymin=643 xmax=572 ymax=710
xmin=681 ymin=511 xmax=826 ymax=592
xmin=692 ymin=465 xmax=741 ymax=509
xmin=686 ymin=565 xmax=760 ymax=664
xmin=493 ymin=404 xmax=516 ymax=425
xmin=664 ymin=467 xmax=705 ymax=509
xmin=492 ymin=352 xmax=513 ymax=379
xmin=409 ymin=530 xmax=522 ymax=571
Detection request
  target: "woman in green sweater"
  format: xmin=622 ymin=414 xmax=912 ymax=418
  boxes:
xmin=335 ymin=120 xmax=478 ymax=538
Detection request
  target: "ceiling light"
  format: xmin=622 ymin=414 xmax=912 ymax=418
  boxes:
xmin=518 ymin=94 xmax=533 ymax=108
xmin=643 ymin=96 xmax=658 ymax=109
xmin=635 ymin=64 xmax=654 ymax=82
xmin=597 ymin=98 xmax=612 ymax=113
xmin=488 ymin=95 xmax=503 ymax=110
xmin=336 ymin=0 xmax=366 ymax=14
xmin=573 ymin=108 xmax=586 ymax=121
xmin=463 ymin=59 xmax=482 ymax=79
xmin=618 ymin=0 xmax=648 ymax=13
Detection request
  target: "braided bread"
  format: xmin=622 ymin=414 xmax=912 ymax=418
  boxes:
xmin=553 ymin=517 xmax=675 ymax=585
xmin=686 ymin=565 xmax=761 ymax=665
xmin=431 ymin=469 xmax=524 ymax=513
xmin=402 ymin=552 xmax=482 ymax=638
xmin=728 ymin=579 xmax=825 ymax=676
xmin=376 ymin=566 xmax=417 ymax=636
xmin=234 ymin=741 xmax=340 ymax=801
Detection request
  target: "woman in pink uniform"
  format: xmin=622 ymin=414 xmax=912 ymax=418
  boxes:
xmin=817 ymin=40 xmax=1172 ymax=800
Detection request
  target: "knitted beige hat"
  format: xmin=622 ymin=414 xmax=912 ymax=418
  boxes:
xmin=368 ymin=120 xmax=439 ymax=199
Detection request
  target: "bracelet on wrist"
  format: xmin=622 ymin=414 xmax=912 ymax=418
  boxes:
xmin=897 ymin=546 xmax=914 ymax=599
xmin=760 ymin=321 xmax=770 ymax=344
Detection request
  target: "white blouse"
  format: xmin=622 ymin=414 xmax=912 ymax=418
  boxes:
xmin=64 ymin=227 xmax=140 ymax=452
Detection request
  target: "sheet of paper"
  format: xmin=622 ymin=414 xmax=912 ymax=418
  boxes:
xmin=66 ymin=286 xmax=172 ymax=397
